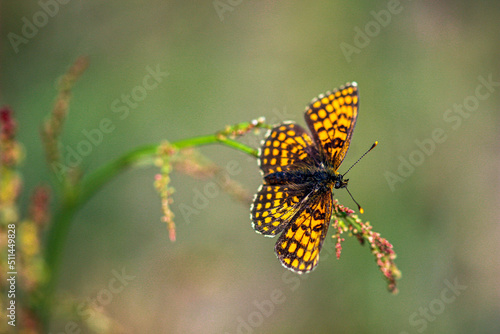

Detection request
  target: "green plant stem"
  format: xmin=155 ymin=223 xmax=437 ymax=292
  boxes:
xmin=79 ymin=136 xmax=257 ymax=204
xmin=39 ymin=198 xmax=78 ymax=331
xmin=41 ymin=132 xmax=258 ymax=328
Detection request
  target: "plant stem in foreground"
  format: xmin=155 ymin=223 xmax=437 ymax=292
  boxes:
xmin=41 ymin=130 xmax=259 ymax=328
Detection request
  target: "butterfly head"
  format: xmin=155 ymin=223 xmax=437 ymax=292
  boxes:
xmin=334 ymin=174 xmax=348 ymax=189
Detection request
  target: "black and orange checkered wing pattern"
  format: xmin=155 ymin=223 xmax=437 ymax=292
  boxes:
xmin=251 ymin=184 xmax=305 ymax=236
xmin=274 ymin=189 xmax=332 ymax=273
xmin=305 ymin=82 xmax=359 ymax=170
xmin=252 ymin=83 xmax=361 ymax=273
xmin=257 ymin=123 xmax=317 ymax=176
xmin=252 ymin=123 xmax=317 ymax=236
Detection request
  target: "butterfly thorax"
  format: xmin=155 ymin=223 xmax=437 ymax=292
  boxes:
xmin=264 ymin=165 xmax=348 ymax=190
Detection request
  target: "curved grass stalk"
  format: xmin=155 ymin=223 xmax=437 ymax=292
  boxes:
xmin=40 ymin=123 xmax=264 ymax=329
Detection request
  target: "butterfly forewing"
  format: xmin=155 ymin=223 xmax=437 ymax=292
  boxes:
xmin=304 ymin=82 xmax=359 ymax=170
xmin=258 ymin=123 xmax=318 ymax=176
xmin=252 ymin=123 xmax=318 ymax=236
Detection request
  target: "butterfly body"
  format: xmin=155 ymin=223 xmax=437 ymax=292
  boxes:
xmin=251 ymin=82 xmax=359 ymax=273
xmin=264 ymin=166 xmax=346 ymax=191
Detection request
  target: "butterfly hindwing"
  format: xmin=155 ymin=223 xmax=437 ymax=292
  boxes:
xmin=274 ymin=189 xmax=332 ymax=273
xmin=304 ymin=82 xmax=359 ymax=170
xmin=251 ymin=184 xmax=306 ymax=236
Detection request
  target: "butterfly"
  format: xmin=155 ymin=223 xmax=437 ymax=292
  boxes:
xmin=251 ymin=82 xmax=361 ymax=273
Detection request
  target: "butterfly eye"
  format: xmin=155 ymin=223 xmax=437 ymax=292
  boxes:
xmin=334 ymin=179 xmax=348 ymax=189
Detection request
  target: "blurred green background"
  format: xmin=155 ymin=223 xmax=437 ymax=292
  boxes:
xmin=1 ymin=1 xmax=499 ymax=333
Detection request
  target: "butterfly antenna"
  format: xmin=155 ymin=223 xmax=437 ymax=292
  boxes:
xmin=342 ymin=141 xmax=378 ymax=214
xmin=342 ymin=141 xmax=378 ymax=177
xmin=345 ymin=186 xmax=364 ymax=214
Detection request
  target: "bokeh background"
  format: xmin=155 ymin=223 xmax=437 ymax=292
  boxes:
xmin=1 ymin=1 xmax=499 ymax=333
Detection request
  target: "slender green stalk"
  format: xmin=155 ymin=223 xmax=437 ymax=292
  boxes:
xmin=39 ymin=198 xmax=78 ymax=330
xmin=79 ymin=136 xmax=257 ymax=205
xmin=41 ymin=130 xmax=259 ymax=328
xmin=39 ymin=58 xmax=268 ymax=329
xmin=79 ymin=144 xmax=158 ymax=203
